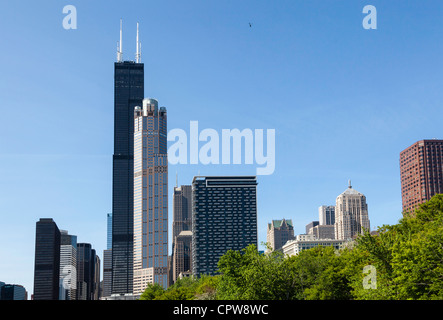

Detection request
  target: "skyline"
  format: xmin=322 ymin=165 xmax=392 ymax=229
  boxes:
xmin=2 ymin=0 xmax=443 ymax=297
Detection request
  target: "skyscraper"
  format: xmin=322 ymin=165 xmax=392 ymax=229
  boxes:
xmin=334 ymin=181 xmax=370 ymax=240
xmin=76 ymin=243 xmax=100 ymax=300
xmin=133 ymin=98 xmax=168 ymax=293
xmin=400 ymin=139 xmax=443 ymax=214
xmin=171 ymin=185 xmax=192 ymax=284
xmin=318 ymin=205 xmax=335 ymax=226
xmin=192 ymin=176 xmax=258 ymax=276
xmin=33 ymin=218 xmax=61 ymax=300
xmin=266 ymin=219 xmax=295 ymax=252
xmin=102 ymin=214 xmax=112 ymax=298
xmin=60 ymin=230 xmax=77 ymax=300
xmin=111 ymin=21 xmax=144 ymax=294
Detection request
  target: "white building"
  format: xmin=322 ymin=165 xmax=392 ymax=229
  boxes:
xmin=282 ymin=234 xmax=345 ymax=256
xmin=334 ymin=181 xmax=370 ymax=240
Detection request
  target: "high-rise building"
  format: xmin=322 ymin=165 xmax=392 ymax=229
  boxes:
xmin=133 ymin=98 xmax=168 ymax=294
xmin=33 ymin=218 xmax=61 ymax=300
xmin=192 ymin=176 xmax=258 ymax=276
xmin=76 ymin=243 xmax=100 ymax=300
xmin=59 ymin=230 xmax=77 ymax=300
xmin=305 ymin=221 xmax=319 ymax=234
xmin=172 ymin=231 xmax=193 ymax=283
xmin=0 ymin=284 xmax=27 ymax=300
xmin=318 ymin=205 xmax=335 ymax=226
xmin=266 ymin=219 xmax=295 ymax=251
xmin=171 ymin=185 xmax=192 ymax=284
xmin=334 ymin=181 xmax=370 ymax=240
xmin=111 ymin=21 xmax=145 ymax=295
xmin=400 ymin=139 xmax=443 ymax=214
xmin=102 ymin=213 xmax=112 ymax=298
xmin=282 ymin=234 xmax=344 ymax=257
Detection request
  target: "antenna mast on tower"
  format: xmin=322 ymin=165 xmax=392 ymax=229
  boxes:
xmin=136 ymin=22 xmax=141 ymax=63
xmin=117 ymin=19 xmax=123 ymax=62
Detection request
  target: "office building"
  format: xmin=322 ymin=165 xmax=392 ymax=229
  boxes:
xmin=334 ymin=181 xmax=370 ymax=240
xmin=305 ymin=221 xmax=319 ymax=234
xmin=59 ymin=230 xmax=77 ymax=300
xmin=33 ymin=218 xmax=61 ymax=300
xmin=0 ymin=284 xmax=27 ymax=300
xmin=266 ymin=219 xmax=295 ymax=251
xmin=172 ymin=230 xmax=193 ymax=283
xmin=111 ymin=21 xmax=145 ymax=294
xmin=133 ymin=98 xmax=168 ymax=293
xmin=171 ymin=185 xmax=192 ymax=284
xmin=282 ymin=234 xmax=345 ymax=256
xmin=103 ymin=213 xmax=112 ymax=298
xmin=319 ymin=205 xmax=335 ymax=225
xmin=308 ymin=225 xmax=335 ymax=240
xmin=192 ymin=176 xmax=258 ymax=276
xmin=400 ymin=139 xmax=443 ymax=214
xmin=77 ymin=243 xmax=100 ymax=300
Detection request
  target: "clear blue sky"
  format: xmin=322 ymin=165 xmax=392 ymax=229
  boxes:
xmin=1 ymin=0 xmax=443 ymax=297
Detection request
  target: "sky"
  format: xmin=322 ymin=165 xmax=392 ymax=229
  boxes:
xmin=1 ymin=0 xmax=443 ymax=298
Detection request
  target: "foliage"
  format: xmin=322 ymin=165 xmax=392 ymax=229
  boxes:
xmin=140 ymin=194 xmax=443 ymax=300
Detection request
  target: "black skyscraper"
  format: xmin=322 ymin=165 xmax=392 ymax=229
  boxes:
xmin=33 ymin=218 xmax=61 ymax=300
xmin=192 ymin=176 xmax=258 ymax=276
xmin=112 ymin=57 xmax=144 ymax=294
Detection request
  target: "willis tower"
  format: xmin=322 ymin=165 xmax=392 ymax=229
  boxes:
xmin=111 ymin=20 xmax=144 ymax=294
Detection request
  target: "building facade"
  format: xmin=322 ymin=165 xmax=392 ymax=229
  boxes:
xmin=33 ymin=218 xmax=61 ymax=300
xmin=282 ymin=234 xmax=345 ymax=256
xmin=171 ymin=185 xmax=192 ymax=284
xmin=266 ymin=219 xmax=295 ymax=251
xmin=400 ymin=139 xmax=443 ymax=214
xmin=133 ymin=98 xmax=168 ymax=293
xmin=102 ymin=213 xmax=112 ymax=298
xmin=172 ymin=231 xmax=193 ymax=283
xmin=0 ymin=284 xmax=27 ymax=300
xmin=59 ymin=230 xmax=77 ymax=300
xmin=112 ymin=56 xmax=144 ymax=295
xmin=76 ymin=243 xmax=100 ymax=300
xmin=318 ymin=205 xmax=335 ymax=226
xmin=192 ymin=176 xmax=258 ymax=276
xmin=334 ymin=181 xmax=370 ymax=240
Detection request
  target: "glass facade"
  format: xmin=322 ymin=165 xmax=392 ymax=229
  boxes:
xmin=192 ymin=176 xmax=258 ymax=276
xmin=133 ymin=99 xmax=168 ymax=293
xmin=33 ymin=218 xmax=61 ymax=300
xmin=112 ymin=61 xmax=144 ymax=294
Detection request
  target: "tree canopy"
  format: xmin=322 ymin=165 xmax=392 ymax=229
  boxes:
xmin=140 ymin=194 xmax=443 ymax=300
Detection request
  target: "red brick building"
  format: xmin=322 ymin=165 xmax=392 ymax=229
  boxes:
xmin=400 ymin=139 xmax=443 ymax=214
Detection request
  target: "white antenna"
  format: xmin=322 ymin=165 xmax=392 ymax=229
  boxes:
xmin=117 ymin=19 xmax=123 ymax=62
xmin=136 ymin=22 xmax=141 ymax=63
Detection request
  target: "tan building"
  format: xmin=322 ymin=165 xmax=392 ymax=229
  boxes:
xmin=133 ymin=98 xmax=168 ymax=294
xmin=334 ymin=181 xmax=370 ymax=240
xmin=172 ymin=231 xmax=192 ymax=283
xmin=266 ymin=219 xmax=295 ymax=251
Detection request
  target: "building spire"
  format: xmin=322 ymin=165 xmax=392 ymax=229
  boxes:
xmin=117 ymin=19 xmax=123 ymax=62
xmin=136 ymin=22 xmax=141 ymax=63
xmin=348 ymin=179 xmax=352 ymax=189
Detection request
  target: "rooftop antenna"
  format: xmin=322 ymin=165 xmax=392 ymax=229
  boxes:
xmin=348 ymin=179 xmax=352 ymax=189
xmin=176 ymin=171 xmax=178 ymax=188
xmin=117 ymin=19 xmax=123 ymax=62
xmin=136 ymin=22 xmax=141 ymax=63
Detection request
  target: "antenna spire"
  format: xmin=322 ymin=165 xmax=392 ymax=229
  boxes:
xmin=136 ymin=22 xmax=141 ymax=63
xmin=348 ymin=179 xmax=352 ymax=189
xmin=117 ymin=19 xmax=123 ymax=62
